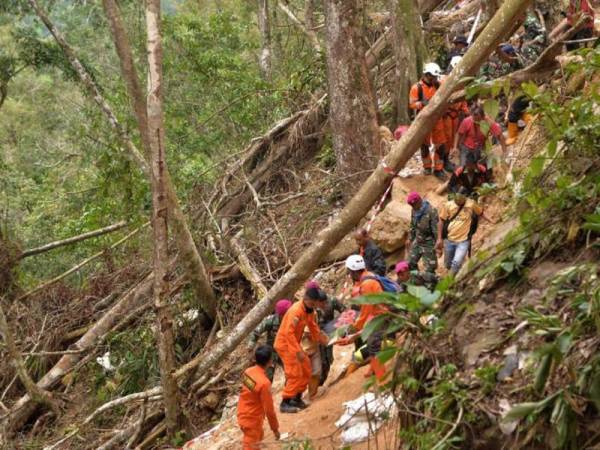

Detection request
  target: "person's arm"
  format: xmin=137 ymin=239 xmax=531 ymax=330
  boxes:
xmin=469 ymin=199 xmax=484 ymax=216
xmin=409 ymin=84 xmax=424 ymax=111
xmin=306 ymin=312 xmax=327 ymax=344
xmin=281 ymin=314 xmax=302 ymax=356
xmin=247 ymin=319 xmax=267 ymax=350
xmin=260 ymin=383 xmax=280 ymax=437
xmin=436 ymin=206 xmax=446 ymax=256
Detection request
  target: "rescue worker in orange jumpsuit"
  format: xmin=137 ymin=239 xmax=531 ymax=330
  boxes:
xmin=237 ymin=345 xmax=280 ymax=450
xmin=409 ymin=62 xmax=448 ymax=180
xmin=442 ymin=56 xmax=469 ymax=173
xmin=337 ymin=255 xmax=389 ymax=381
xmin=274 ymin=290 xmax=328 ymax=413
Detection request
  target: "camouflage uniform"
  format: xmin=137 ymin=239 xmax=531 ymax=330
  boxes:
xmin=247 ymin=313 xmax=282 ymax=381
xmin=408 ymin=201 xmax=439 ymax=275
xmin=519 ymin=14 xmax=547 ymax=65
xmin=317 ymin=297 xmax=346 ymax=385
xmin=479 ymin=57 xmax=522 ymax=80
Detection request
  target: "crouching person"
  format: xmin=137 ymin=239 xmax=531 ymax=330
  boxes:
xmin=237 ymin=345 xmax=280 ymax=450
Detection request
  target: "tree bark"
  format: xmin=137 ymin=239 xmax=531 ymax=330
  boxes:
xmin=325 ymin=0 xmax=381 ymax=179
xmin=257 ymin=0 xmax=272 ymax=79
xmin=30 ymin=0 xmax=217 ymax=323
xmin=20 ymin=220 xmax=128 ymax=258
xmin=146 ymin=0 xmax=181 ymax=438
xmin=173 ymin=0 xmax=534 ymax=382
xmin=388 ymin=0 xmax=424 ymax=125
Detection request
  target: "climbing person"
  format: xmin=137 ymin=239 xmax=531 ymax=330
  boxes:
xmin=315 ymin=289 xmax=345 ymax=387
xmin=409 ymin=62 xmax=448 ymax=180
xmin=392 ymin=259 xmax=439 ymax=292
xmin=247 ymin=299 xmax=292 ymax=382
xmin=436 ymin=187 xmax=483 ymax=276
xmin=453 ymin=104 xmax=507 ymax=167
xmin=274 ymin=288 xmax=328 ymax=413
xmin=354 ymin=228 xmax=386 ymax=276
xmin=479 ymin=44 xmax=522 ymax=80
xmin=392 ymin=260 xmax=410 ymax=293
xmin=300 ymin=287 xmax=329 ymax=401
xmin=442 ymin=56 xmax=470 ymax=172
xmin=448 ymin=151 xmax=491 ymax=198
xmin=448 ymin=35 xmax=469 ymax=62
xmin=565 ymin=0 xmax=596 ymax=51
xmin=406 ymin=191 xmax=439 ymax=278
xmin=337 ymin=254 xmax=389 ymax=381
xmin=237 ymin=345 xmax=280 ymax=450
xmin=505 ymin=95 xmax=533 ymax=145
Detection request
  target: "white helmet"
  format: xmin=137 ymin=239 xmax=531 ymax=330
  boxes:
xmin=423 ymin=62 xmax=442 ymax=77
xmin=449 ymin=56 xmax=463 ymax=70
xmin=345 ymin=254 xmax=366 ymax=271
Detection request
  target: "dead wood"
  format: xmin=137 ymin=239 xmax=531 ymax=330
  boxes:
xmin=20 ymin=221 xmax=128 ymax=258
xmin=230 ymin=232 xmax=268 ymax=299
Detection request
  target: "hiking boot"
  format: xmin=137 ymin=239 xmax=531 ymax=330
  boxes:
xmin=292 ymin=395 xmax=308 ymax=410
xmin=423 ymin=168 xmax=433 ymax=175
xmin=433 ymin=170 xmax=447 ymax=180
xmin=279 ymin=399 xmax=299 ymax=413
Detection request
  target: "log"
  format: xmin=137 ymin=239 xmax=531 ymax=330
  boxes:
xmin=173 ymin=0 xmax=534 ymax=381
xmin=16 ymin=223 xmax=148 ymax=302
xmin=20 ymin=221 xmax=128 ymax=258
xmin=229 ymin=233 xmax=268 ymax=299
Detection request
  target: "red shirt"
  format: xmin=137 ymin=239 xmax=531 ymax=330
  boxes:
xmin=568 ymin=0 xmax=595 ymax=29
xmin=458 ymin=116 xmax=502 ymax=150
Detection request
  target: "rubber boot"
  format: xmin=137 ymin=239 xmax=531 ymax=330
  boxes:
xmin=280 ymin=398 xmax=299 ymax=413
xmin=308 ymin=375 xmax=320 ymax=400
xmin=293 ymin=393 xmax=308 ymax=410
xmin=506 ymin=122 xmax=519 ymax=145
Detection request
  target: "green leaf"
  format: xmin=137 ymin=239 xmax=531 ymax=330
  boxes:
xmin=529 ymin=157 xmax=545 ymax=177
xmin=483 ymin=99 xmax=499 ymax=120
xmin=377 ymin=347 xmax=398 ymax=364
xmin=534 ymin=353 xmax=553 ymax=394
xmin=435 ymin=275 xmax=454 ymax=294
xmin=407 ymin=285 xmax=441 ymax=307
xmin=502 ymin=391 xmax=561 ymax=422
xmin=522 ymin=82 xmax=539 ymax=98
xmin=360 ymin=315 xmax=388 ymax=341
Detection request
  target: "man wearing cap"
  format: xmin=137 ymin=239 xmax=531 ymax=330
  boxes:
xmin=274 ymin=287 xmax=328 ymax=413
xmin=480 ymin=44 xmax=522 ymax=80
xmin=447 ymin=35 xmax=468 ymax=67
xmin=406 ymin=192 xmax=439 ymax=279
xmin=338 ymin=254 xmax=389 ymax=381
xmin=409 ymin=62 xmax=448 ymax=179
xmin=247 ymin=299 xmax=292 ymax=382
xmin=436 ymin=187 xmax=483 ymax=276
xmin=448 ymin=151 xmax=491 ymax=197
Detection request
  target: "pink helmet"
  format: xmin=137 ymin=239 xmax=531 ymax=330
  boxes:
xmin=395 ymin=261 xmax=410 ymax=274
xmin=407 ymin=191 xmax=422 ymax=205
xmin=275 ymin=299 xmax=292 ymax=316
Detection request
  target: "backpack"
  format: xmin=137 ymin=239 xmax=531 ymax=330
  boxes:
xmin=362 ymin=275 xmax=400 ymax=293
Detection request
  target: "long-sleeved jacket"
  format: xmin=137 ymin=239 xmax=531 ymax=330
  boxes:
xmin=237 ymin=365 xmax=279 ymax=432
xmin=353 ymin=272 xmax=387 ymax=332
xmin=247 ymin=314 xmax=281 ymax=349
xmin=409 ymin=201 xmax=439 ymax=246
xmin=361 ymin=240 xmax=386 ymax=276
xmin=274 ymin=301 xmax=321 ymax=356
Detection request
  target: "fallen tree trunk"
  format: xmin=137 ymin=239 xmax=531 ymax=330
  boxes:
xmin=20 ymin=221 xmax=128 ymax=258
xmin=174 ymin=0 xmax=534 ymax=381
xmin=4 ymin=272 xmax=154 ymax=434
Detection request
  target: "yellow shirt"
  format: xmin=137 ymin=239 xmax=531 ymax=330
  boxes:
xmin=439 ymin=199 xmax=483 ymax=242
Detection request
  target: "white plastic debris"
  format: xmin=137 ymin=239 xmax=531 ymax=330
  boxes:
xmin=335 ymin=393 xmax=396 ymax=444
xmin=96 ymin=352 xmax=115 ymax=372
xmin=177 ymin=309 xmax=200 ymax=327
xmin=499 ymin=399 xmax=519 ymax=435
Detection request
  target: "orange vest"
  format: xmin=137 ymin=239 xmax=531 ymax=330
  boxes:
xmin=352 ymin=272 xmax=388 ymax=331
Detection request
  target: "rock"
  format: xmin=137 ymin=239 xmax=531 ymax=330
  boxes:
xmin=497 ymin=353 xmax=519 ymax=381
xmin=369 ymin=201 xmax=411 ymax=253
xmin=326 ymin=235 xmax=356 ymax=262
xmin=462 ymin=331 xmax=503 ymax=366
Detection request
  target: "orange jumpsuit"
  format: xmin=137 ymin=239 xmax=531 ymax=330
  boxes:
xmin=237 ymin=365 xmax=279 ymax=450
xmin=409 ymin=80 xmax=447 ymax=171
xmin=352 ymin=272 xmax=389 ymax=379
xmin=443 ymin=100 xmax=469 ymax=153
xmin=274 ymin=301 xmax=321 ymax=400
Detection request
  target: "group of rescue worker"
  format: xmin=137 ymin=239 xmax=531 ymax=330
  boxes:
xmin=235 ymin=2 xmax=597 ymax=448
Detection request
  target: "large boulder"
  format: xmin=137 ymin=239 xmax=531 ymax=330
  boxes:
xmin=370 ymin=201 xmax=412 ymax=253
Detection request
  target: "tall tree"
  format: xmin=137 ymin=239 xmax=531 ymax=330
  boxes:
xmin=28 ymin=0 xmax=218 ymax=324
xmin=324 ymin=0 xmax=380 ymax=179
xmin=389 ymin=0 xmax=425 ymax=125
xmin=257 ymin=0 xmax=272 ymax=79
xmin=146 ymin=0 xmax=181 ymax=438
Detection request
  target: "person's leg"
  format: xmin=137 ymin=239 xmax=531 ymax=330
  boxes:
xmin=365 ymin=331 xmax=386 ymax=381
xmin=459 ymin=144 xmax=469 ymax=166
xmin=450 ymin=240 xmax=471 ymax=275
xmin=241 ymin=425 xmax=264 ymax=450
xmin=422 ymin=244 xmax=438 ymax=274
xmin=421 ymin=143 xmax=432 ymax=174
xmin=444 ymin=240 xmax=457 ymax=271
xmin=280 ymin=354 xmax=302 ymax=412
xmin=408 ymin=244 xmax=423 ymax=271
xmin=308 ymin=351 xmax=322 ymax=399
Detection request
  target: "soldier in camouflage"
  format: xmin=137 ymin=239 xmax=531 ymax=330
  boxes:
xmin=519 ymin=13 xmax=547 ymax=66
xmin=406 ymin=192 xmax=439 ymax=277
xmin=479 ymin=44 xmax=523 ymax=80
xmin=315 ymin=289 xmax=346 ymax=386
xmin=247 ymin=299 xmax=292 ymax=381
